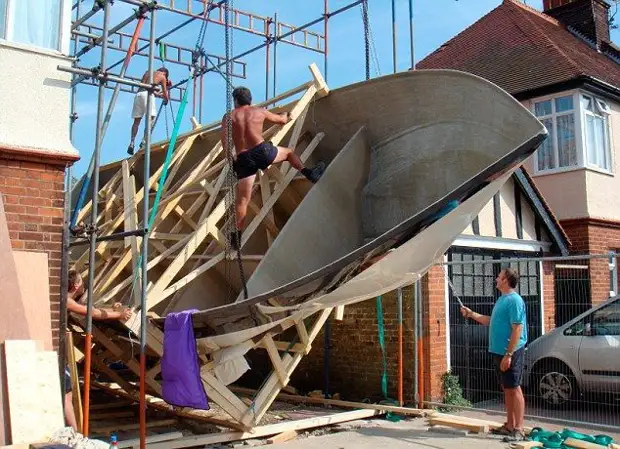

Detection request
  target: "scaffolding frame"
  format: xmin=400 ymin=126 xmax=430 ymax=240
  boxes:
xmin=59 ymin=0 xmax=415 ymax=447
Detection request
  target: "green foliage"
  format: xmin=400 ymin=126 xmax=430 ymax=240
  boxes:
xmin=438 ymin=371 xmax=471 ymax=413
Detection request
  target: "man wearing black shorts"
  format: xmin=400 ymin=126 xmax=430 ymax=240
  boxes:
xmin=221 ymin=86 xmax=325 ymax=250
xmin=461 ymin=268 xmax=528 ymax=442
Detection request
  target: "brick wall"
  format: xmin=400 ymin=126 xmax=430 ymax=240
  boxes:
xmin=562 ymin=217 xmax=620 ymax=306
xmin=542 ymin=260 xmax=556 ymax=332
xmin=289 ymin=290 xmax=418 ymax=405
xmin=0 ymin=151 xmax=68 ymax=350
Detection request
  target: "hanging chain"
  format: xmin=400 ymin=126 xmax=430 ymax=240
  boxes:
xmin=361 ymin=0 xmax=370 ymax=81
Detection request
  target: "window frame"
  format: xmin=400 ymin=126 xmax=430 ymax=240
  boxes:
xmin=0 ymin=0 xmax=70 ymax=54
xmin=529 ymin=90 xmax=614 ymax=177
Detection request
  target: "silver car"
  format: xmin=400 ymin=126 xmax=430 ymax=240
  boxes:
xmin=522 ymin=295 xmax=620 ymax=407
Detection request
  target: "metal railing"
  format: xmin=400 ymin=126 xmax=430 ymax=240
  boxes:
xmin=435 ymin=252 xmax=620 ymax=431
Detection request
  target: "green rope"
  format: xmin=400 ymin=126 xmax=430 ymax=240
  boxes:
xmin=375 ymin=296 xmax=401 ymax=422
xmin=527 ymin=427 xmax=615 ymax=449
xmin=127 ymin=77 xmax=192 ymax=307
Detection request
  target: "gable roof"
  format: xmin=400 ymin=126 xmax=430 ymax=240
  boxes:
xmin=417 ymin=0 xmax=620 ymax=97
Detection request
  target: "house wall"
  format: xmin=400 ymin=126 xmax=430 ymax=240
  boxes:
xmin=0 ymin=42 xmax=77 ymax=158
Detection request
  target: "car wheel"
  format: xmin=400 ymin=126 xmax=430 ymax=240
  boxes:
xmin=535 ymin=362 xmax=578 ymax=408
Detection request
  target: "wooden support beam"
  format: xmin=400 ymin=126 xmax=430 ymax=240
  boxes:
xmin=262 ymin=335 xmax=289 ymax=386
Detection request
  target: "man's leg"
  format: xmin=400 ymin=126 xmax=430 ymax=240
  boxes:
xmin=129 ymin=117 xmax=142 ymax=154
xmin=272 ymin=146 xmax=324 ymax=183
xmin=64 ymin=391 xmax=78 ymax=431
xmin=501 ymin=350 xmax=526 ymax=442
xmin=232 ymin=175 xmax=255 ymax=250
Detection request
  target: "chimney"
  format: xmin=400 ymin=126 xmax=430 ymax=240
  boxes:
xmin=543 ymin=0 xmax=611 ymax=46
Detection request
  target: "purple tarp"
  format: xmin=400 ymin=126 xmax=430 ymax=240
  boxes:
xmin=161 ymin=309 xmax=209 ymax=410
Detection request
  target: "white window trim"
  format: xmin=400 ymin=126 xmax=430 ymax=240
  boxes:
xmin=528 ymin=89 xmax=615 ymax=176
xmin=0 ymin=0 xmax=70 ymax=54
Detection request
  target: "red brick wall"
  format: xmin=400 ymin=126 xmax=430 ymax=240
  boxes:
xmin=0 ymin=152 xmax=68 ymax=350
xmin=290 ymin=290 xmax=418 ymax=405
xmin=562 ymin=218 xmax=620 ymax=306
xmin=420 ymin=265 xmax=447 ymax=403
xmin=542 ymin=260 xmax=556 ymax=332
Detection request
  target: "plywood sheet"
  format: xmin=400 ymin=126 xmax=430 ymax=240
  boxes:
xmin=12 ymin=252 xmax=52 ymax=351
xmin=0 ymin=197 xmax=28 ymax=445
xmin=3 ymin=341 xmax=64 ymax=444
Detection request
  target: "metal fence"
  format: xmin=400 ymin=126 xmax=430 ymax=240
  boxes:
xmin=434 ymin=250 xmax=620 ymax=431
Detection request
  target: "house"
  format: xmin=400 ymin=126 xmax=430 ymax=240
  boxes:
xmin=417 ymin=0 xmax=620 ymax=305
xmin=0 ymin=1 xmax=78 ymax=350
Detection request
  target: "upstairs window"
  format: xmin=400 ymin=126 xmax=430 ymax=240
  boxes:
xmin=531 ymin=91 xmax=614 ymax=175
xmin=583 ymin=95 xmax=612 ymax=171
xmin=533 ymin=95 xmax=578 ymax=172
xmin=0 ymin=0 xmax=63 ymax=52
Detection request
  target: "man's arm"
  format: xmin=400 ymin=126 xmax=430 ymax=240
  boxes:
xmin=461 ymin=306 xmax=491 ymax=325
xmin=158 ymin=75 xmax=170 ymax=103
xmin=505 ymin=323 xmax=523 ymax=356
xmin=67 ymin=296 xmax=129 ymax=321
xmin=263 ymin=109 xmax=290 ymax=125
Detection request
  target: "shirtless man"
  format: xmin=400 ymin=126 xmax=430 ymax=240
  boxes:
xmin=63 ymin=269 xmax=132 ymax=431
xmin=128 ymin=67 xmax=171 ymax=155
xmin=222 ymin=86 xmax=325 ymax=250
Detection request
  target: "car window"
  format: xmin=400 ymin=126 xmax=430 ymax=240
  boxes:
xmin=564 ymin=319 xmax=586 ymax=336
xmin=591 ymin=301 xmax=620 ymax=336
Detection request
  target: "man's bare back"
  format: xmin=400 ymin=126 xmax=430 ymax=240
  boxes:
xmin=227 ymin=106 xmax=289 ymax=156
xmin=139 ymin=69 xmax=169 ymax=101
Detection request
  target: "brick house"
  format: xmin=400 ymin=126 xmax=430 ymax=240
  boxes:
xmin=417 ymin=0 xmax=620 ymax=305
xmin=0 ymin=0 xmax=79 ymax=350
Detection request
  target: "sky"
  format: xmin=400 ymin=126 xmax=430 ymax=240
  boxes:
xmin=69 ymin=0 xmax=619 ymax=178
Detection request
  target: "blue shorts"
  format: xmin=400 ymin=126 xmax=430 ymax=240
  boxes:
xmin=232 ymin=141 xmax=278 ymax=179
xmin=492 ymin=346 xmax=525 ymax=389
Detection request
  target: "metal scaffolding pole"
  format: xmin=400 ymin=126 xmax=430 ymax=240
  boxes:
xmin=72 ymin=0 xmax=104 ymax=30
xmin=139 ymin=9 xmax=156 ymax=447
xmin=59 ymin=65 xmax=154 ymax=90
xmin=324 ymin=0 xmax=329 ymax=81
xmin=409 ymin=0 xmax=415 ymax=69
xmin=273 ymin=12 xmax=278 ymax=98
xmin=181 ymin=0 xmax=362 ymax=88
xmin=82 ymin=0 xmax=110 ymax=436
xmin=392 ymin=0 xmax=397 ymax=73
xmin=74 ymin=4 xmax=148 ymax=58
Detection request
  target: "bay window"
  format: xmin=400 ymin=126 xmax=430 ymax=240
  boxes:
xmin=0 ymin=0 xmax=64 ymax=52
xmin=532 ymin=91 xmax=614 ymax=175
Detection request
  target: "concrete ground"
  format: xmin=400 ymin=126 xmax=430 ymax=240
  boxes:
xmin=252 ymin=407 xmax=620 ymax=449
xmin=253 ymin=417 xmax=515 ymax=449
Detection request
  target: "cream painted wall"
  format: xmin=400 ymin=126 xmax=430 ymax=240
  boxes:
xmin=0 ymin=42 xmax=78 ymax=158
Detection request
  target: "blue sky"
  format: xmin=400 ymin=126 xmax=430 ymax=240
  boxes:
xmin=69 ymin=0 xmax=618 ymax=178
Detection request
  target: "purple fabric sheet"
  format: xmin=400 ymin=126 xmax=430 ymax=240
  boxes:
xmin=161 ymin=309 xmax=209 ymax=410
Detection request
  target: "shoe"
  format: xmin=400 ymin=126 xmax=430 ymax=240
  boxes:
xmin=127 ymin=143 xmax=135 ymax=155
xmin=491 ymin=423 xmax=513 ymax=436
xmin=303 ymin=161 xmax=326 ymax=183
xmin=502 ymin=429 xmax=526 ymax=442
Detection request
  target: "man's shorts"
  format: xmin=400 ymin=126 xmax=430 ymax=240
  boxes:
xmin=65 ymin=366 xmax=72 ymax=394
xmin=232 ymin=141 xmax=278 ymax=179
xmin=132 ymin=91 xmax=156 ymax=119
xmin=492 ymin=346 xmax=525 ymax=389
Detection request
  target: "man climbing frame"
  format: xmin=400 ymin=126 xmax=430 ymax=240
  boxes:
xmin=128 ymin=67 xmax=171 ymax=155
xmin=222 ymin=86 xmax=325 ymax=250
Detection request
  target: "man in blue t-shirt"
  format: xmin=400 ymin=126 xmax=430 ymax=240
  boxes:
xmin=460 ymin=268 xmax=527 ymax=442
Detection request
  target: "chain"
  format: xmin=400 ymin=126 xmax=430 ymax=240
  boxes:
xmin=361 ymin=0 xmax=370 ymax=81
xmin=223 ymin=0 xmax=248 ymax=301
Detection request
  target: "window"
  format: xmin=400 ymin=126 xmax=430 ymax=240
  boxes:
xmin=533 ymin=95 xmax=578 ymax=172
xmin=590 ymin=300 xmax=620 ymax=336
xmin=531 ymin=91 xmax=614 ymax=175
xmin=0 ymin=0 xmax=63 ymax=51
xmin=583 ymin=95 xmax=612 ymax=171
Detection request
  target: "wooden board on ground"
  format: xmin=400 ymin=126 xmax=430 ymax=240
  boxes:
xmin=428 ymin=416 xmax=488 ymax=434
xmin=147 ymin=409 xmax=382 ymax=449
xmin=565 ymin=439 xmax=614 ymax=449
xmin=2 ymin=340 xmax=64 ymax=444
xmin=118 ymin=431 xmax=184 ymax=449
xmin=13 ymin=251 xmax=52 ymax=350
xmin=266 ymin=430 xmax=298 ymax=444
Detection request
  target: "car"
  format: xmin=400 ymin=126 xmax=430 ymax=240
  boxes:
xmin=522 ymin=295 xmax=620 ymax=408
